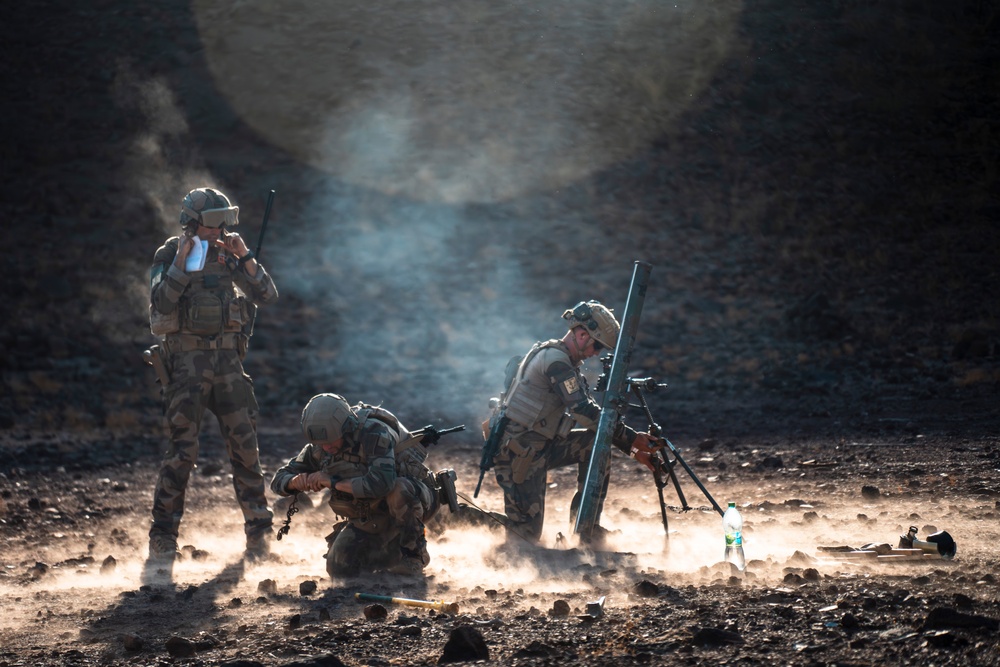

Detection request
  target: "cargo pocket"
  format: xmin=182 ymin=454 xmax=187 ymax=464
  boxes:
xmin=508 ymin=440 xmax=537 ymax=485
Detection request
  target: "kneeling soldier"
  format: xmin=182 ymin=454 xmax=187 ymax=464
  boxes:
xmin=271 ymin=393 xmax=448 ymax=577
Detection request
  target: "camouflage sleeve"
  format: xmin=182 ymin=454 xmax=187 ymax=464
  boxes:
xmin=546 ymin=356 xmax=637 ymax=454
xmin=234 ymin=262 xmax=278 ymax=306
xmin=150 ymin=238 xmax=190 ymax=313
xmin=269 ymin=443 xmax=324 ymax=496
xmin=349 ymin=422 xmax=397 ymax=499
xmin=546 ymin=359 xmax=602 ymax=428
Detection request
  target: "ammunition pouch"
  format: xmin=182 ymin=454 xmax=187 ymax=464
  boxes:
xmin=183 ymin=292 xmax=225 ymax=335
xmin=149 ymin=303 xmax=180 ymax=336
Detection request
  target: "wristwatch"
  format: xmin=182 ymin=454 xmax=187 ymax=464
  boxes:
xmin=237 ymin=250 xmax=255 ymax=268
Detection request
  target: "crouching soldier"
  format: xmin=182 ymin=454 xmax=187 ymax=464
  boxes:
xmin=271 ymin=393 xmax=454 ymax=577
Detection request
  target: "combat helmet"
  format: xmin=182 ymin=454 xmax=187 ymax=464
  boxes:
xmin=300 ymin=393 xmax=357 ymax=445
xmin=563 ymin=301 xmax=620 ymax=350
xmin=179 ymin=187 xmax=239 ymax=228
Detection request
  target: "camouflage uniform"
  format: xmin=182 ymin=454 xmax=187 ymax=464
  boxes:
xmin=147 ymin=234 xmax=278 ymax=553
xmin=270 ymin=404 xmax=439 ymax=577
xmin=493 ymin=340 xmax=639 ymax=542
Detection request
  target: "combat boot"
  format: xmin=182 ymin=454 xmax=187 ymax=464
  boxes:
xmin=148 ymin=534 xmax=181 ymax=561
xmin=580 ymin=524 xmax=619 ymax=551
xmin=244 ymin=530 xmax=273 ymax=563
xmin=387 ymin=555 xmax=425 ymax=576
xmin=387 ymin=547 xmax=426 ymax=576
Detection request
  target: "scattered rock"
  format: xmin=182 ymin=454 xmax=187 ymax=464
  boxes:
xmin=691 ymin=627 xmax=743 ymax=646
xmin=100 ymin=555 xmax=116 ymax=575
xmin=758 ymin=455 xmax=783 ymax=470
xmin=861 ymin=486 xmax=880 ymax=500
xmin=550 ymin=599 xmax=571 ymax=616
xmin=924 ymin=607 xmax=999 ymax=631
xmin=121 ymin=634 xmax=143 ymax=651
xmin=28 ymin=562 xmax=49 ymax=579
xmin=788 ymin=551 xmax=815 ymax=565
xmin=258 ymin=579 xmax=278 ymax=596
xmin=439 ymin=625 xmax=489 ymax=664
xmin=299 ymin=580 xmax=318 ymax=596
xmin=165 ymin=636 xmax=196 ymax=658
xmin=632 ymin=580 xmax=660 ymax=597
xmin=512 ymin=640 xmax=556 ymax=658
xmin=363 ymin=604 xmax=387 ymax=621
xmin=287 ymin=613 xmax=301 ymax=630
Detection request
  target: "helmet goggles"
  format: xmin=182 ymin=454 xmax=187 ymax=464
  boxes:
xmin=189 ymin=205 xmax=239 ymax=228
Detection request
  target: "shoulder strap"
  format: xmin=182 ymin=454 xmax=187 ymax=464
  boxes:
xmin=500 ymin=340 xmax=562 ymax=409
xmin=353 ymin=404 xmax=407 ymax=441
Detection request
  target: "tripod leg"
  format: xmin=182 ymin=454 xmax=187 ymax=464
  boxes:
xmin=664 ymin=458 xmax=690 ymax=511
xmin=665 ymin=440 xmax=724 ymax=516
xmin=652 ymin=470 xmax=670 ymax=536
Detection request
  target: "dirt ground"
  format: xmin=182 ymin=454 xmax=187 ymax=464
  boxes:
xmin=2 ymin=0 xmax=1000 ymax=665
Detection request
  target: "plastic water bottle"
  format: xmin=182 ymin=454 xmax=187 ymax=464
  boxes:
xmin=723 ymin=502 xmax=746 ymax=571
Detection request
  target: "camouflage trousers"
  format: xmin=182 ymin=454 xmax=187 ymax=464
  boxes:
xmin=149 ymin=347 xmax=272 ymax=543
xmin=493 ymin=427 xmax=610 ymax=543
xmin=325 ymin=477 xmax=437 ymax=577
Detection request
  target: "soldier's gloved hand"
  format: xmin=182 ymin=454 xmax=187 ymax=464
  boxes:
xmin=630 ymin=432 xmax=663 ymax=454
xmin=631 ymin=448 xmax=656 ymax=472
xmin=303 ymin=472 xmax=332 ymax=491
xmin=289 ymin=472 xmax=331 ymax=492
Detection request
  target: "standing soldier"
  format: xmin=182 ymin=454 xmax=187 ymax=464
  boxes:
xmin=270 ymin=393 xmax=444 ymax=577
xmin=490 ymin=301 xmax=658 ymax=546
xmin=146 ymin=187 xmax=278 ymax=562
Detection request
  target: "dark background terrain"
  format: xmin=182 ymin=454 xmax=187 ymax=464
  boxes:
xmin=1 ymin=1 xmax=999 ymax=665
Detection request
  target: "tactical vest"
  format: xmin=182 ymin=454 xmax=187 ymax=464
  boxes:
xmin=323 ymin=405 xmax=434 ymax=520
xmin=355 ymin=405 xmax=435 ymax=484
xmin=502 ymin=341 xmax=576 ymax=439
xmin=149 ymin=239 xmax=251 ymax=337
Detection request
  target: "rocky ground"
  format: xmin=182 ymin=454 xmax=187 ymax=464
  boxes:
xmin=2 ymin=0 xmax=1000 ymax=665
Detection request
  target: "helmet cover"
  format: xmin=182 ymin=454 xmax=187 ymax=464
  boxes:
xmin=562 ymin=301 xmax=620 ymax=350
xmin=300 ymin=393 xmax=356 ymax=444
xmin=179 ymin=187 xmax=239 ymax=228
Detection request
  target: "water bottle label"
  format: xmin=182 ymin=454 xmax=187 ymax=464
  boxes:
xmin=725 ymin=532 xmax=742 ymax=547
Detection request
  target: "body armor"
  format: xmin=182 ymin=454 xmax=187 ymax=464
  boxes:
xmin=149 ymin=238 xmax=250 ymax=337
xmin=503 ymin=341 xmax=577 ymax=439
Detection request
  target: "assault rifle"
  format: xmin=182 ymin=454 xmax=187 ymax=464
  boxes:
xmin=411 ymin=423 xmax=465 ymax=446
xmin=474 ymin=412 xmax=509 ymax=498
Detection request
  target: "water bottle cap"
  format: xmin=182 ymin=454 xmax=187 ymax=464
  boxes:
xmin=728 ymin=502 xmax=736 ymax=507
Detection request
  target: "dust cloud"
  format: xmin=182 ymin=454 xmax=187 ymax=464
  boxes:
xmin=192 ymin=0 xmax=742 ymax=204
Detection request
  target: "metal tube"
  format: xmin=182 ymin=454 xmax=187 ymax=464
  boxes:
xmin=574 ymin=261 xmax=652 ymax=539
